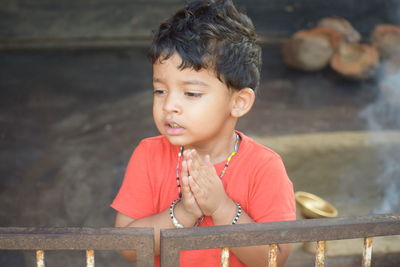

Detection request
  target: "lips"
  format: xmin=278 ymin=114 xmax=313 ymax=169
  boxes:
xmin=164 ymin=121 xmax=185 ymax=135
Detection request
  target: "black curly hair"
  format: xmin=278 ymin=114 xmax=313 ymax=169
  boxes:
xmin=148 ymin=0 xmax=262 ymax=91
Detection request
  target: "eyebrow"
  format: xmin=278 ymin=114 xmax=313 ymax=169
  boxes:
xmin=181 ymin=79 xmax=209 ymax=87
xmin=153 ymin=77 xmax=209 ymax=87
xmin=152 ymin=77 xmax=164 ymax=83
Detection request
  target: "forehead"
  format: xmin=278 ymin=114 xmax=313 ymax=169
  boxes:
xmin=152 ymin=53 xmax=222 ymax=86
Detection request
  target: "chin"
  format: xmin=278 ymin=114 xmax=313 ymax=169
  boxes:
xmin=163 ymin=135 xmax=186 ymax=146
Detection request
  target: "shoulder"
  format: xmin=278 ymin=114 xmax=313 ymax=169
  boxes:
xmin=134 ymin=135 xmax=177 ymax=162
xmin=138 ymin=135 xmax=169 ymax=146
xmin=235 ymin=131 xmax=287 ymax=179
xmin=238 ymin=131 xmax=282 ymax=162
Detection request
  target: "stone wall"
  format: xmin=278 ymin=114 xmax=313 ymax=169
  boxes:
xmin=1 ymin=0 xmax=399 ymax=45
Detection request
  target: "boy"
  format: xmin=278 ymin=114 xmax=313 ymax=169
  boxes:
xmin=111 ymin=0 xmax=296 ymax=266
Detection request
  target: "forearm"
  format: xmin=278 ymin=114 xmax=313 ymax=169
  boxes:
xmin=212 ymin=198 xmax=290 ymax=267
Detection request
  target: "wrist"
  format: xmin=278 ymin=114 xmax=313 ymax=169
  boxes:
xmin=173 ymin=200 xmax=202 ymax=227
xmin=211 ymin=197 xmax=237 ymax=225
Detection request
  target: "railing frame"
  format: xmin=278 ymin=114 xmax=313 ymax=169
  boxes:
xmin=0 ymin=227 xmax=154 ymax=267
xmin=0 ymin=214 xmax=399 ymax=267
xmin=160 ymin=213 xmax=400 ymax=266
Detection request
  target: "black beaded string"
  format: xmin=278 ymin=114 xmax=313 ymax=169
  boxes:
xmin=175 ymin=146 xmax=184 ymax=198
xmin=231 ymin=202 xmax=242 ymax=225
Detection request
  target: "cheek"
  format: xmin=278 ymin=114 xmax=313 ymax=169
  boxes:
xmin=152 ymin=101 xmax=162 ymax=122
xmin=152 ymin=98 xmax=162 ymax=112
xmin=201 ymin=97 xmax=230 ymax=115
xmin=152 ymin=108 xmax=164 ymax=133
xmin=190 ymin=100 xmax=227 ymax=123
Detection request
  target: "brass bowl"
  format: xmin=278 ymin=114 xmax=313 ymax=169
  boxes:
xmin=295 ymin=191 xmax=338 ymax=219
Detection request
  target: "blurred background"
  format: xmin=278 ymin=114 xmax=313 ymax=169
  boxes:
xmin=1 ymin=0 xmax=399 ymax=266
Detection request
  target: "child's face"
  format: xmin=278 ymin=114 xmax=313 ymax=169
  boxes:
xmin=152 ymin=53 xmax=236 ymax=148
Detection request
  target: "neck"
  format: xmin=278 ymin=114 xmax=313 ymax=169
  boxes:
xmin=184 ymin=131 xmax=239 ymax=164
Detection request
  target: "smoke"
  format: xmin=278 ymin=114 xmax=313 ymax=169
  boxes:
xmin=360 ymin=61 xmax=400 ymax=214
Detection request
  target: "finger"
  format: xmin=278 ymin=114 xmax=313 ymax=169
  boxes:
xmin=184 ymin=150 xmax=196 ymax=170
xmin=188 ymin=150 xmax=204 ymax=177
xmin=181 ymin=175 xmax=191 ymax=197
xmin=204 ymin=155 xmax=218 ymax=181
xmin=188 ymin=175 xmax=207 ymax=211
xmin=188 ymin=175 xmax=201 ymax=195
xmin=187 ymin=158 xmax=199 ymax=179
xmin=181 ymin=174 xmax=189 ymax=188
xmin=181 ymin=175 xmax=202 ymax=216
xmin=190 ymin=149 xmax=204 ymax=167
xmin=187 ymin=158 xmax=203 ymax=185
xmin=181 ymin=159 xmax=189 ymax=177
xmin=196 ymin=153 xmax=217 ymax=182
xmin=195 ymin=153 xmax=215 ymax=179
xmin=183 ymin=149 xmax=190 ymax=161
xmin=204 ymin=154 xmax=213 ymax=167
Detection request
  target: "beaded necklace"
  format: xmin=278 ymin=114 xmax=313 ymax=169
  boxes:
xmin=175 ymin=133 xmax=241 ymax=198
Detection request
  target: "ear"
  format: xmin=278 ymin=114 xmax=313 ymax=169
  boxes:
xmin=230 ymin=88 xmax=255 ymax=118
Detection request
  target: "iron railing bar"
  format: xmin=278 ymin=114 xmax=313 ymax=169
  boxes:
xmin=0 ymin=227 xmax=154 ymax=267
xmin=160 ymin=244 xmax=180 ymax=267
xmin=268 ymin=244 xmax=278 ymax=267
xmin=221 ymin=247 xmax=229 ymax=267
xmin=160 ymin=214 xmax=400 ymax=266
xmin=0 ymin=227 xmax=153 ymax=250
xmin=362 ymin=237 xmax=373 ymax=267
xmin=36 ymin=250 xmax=45 ymax=267
xmin=161 ymin=213 xmax=400 ymax=249
xmin=315 ymin=241 xmax=325 ymax=267
xmin=0 ymin=227 xmax=153 ymax=236
xmin=86 ymin=250 xmax=95 ymax=267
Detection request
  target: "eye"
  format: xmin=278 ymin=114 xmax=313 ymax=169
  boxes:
xmin=153 ymin=89 xmax=166 ymax=95
xmin=185 ymin=91 xmax=203 ymax=98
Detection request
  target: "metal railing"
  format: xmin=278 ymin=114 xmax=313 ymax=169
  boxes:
xmin=160 ymin=213 xmax=400 ymax=266
xmin=0 ymin=227 xmax=154 ymax=267
xmin=0 ymin=213 xmax=399 ymax=267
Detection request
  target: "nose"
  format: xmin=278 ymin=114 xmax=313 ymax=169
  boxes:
xmin=162 ymin=91 xmax=181 ymax=114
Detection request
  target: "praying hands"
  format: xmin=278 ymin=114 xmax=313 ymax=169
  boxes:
xmin=181 ymin=149 xmax=234 ymax=219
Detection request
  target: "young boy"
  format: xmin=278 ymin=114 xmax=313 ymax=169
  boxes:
xmin=111 ymin=0 xmax=296 ymax=266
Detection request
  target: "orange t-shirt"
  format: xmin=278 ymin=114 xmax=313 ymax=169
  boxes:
xmin=111 ymin=131 xmax=296 ymax=266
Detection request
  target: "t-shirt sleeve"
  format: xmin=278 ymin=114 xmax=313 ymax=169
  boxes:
xmin=248 ymin=154 xmax=296 ymax=223
xmin=110 ymin=140 xmax=154 ymax=219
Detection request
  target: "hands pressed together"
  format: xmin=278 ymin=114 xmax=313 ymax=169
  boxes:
xmin=179 ymin=149 xmax=235 ymax=225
